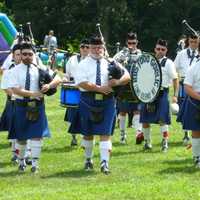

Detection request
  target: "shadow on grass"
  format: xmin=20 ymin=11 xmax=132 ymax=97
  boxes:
xmin=162 ymin=158 xmax=192 ymax=165
xmin=41 ymin=169 xmax=98 ymax=179
xmin=158 ymin=165 xmax=200 ymax=174
xmin=159 ymin=158 xmax=200 ymax=174
xmin=0 ymin=170 xmax=25 ymax=177
xmin=0 ymin=161 xmax=12 ymax=168
xmin=42 ymin=145 xmax=78 ymax=154
xmin=111 ymin=148 xmax=161 ymax=158
xmin=0 ymin=142 xmax=10 ymax=149
xmin=153 ymin=141 xmax=183 ymax=148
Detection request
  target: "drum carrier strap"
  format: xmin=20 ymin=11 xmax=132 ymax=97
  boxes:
xmin=160 ymin=58 xmax=167 ymax=67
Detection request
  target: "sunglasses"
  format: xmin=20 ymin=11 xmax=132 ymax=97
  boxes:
xmin=90 ymin=45 xmax=104 ymax=50
xmin=128 ymin=41 xmax=137 ymax=45
xmin=156 ymin=48 xmax=166 ymax=51
xmin=80 ymin=45 xmax=89 ymax=49
xmin=22 ymin=52 xmax=34 ymax=56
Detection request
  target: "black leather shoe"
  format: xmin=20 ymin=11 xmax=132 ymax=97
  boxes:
xmin=31 ymin=166 xmax=39 ymax=173
xmin=84 ymin=158 xmax=93 ymax=171
xmin=100 ymin=160 xmax=110 ymax=175
xmin=25 ymin=157 xmax=32 ymax=165
xmin=18 ymin=164 xmax=26 ymax=172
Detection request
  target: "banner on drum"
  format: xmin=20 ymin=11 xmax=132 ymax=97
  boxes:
xmin=131 ymin=53 xmax=162 ymax=103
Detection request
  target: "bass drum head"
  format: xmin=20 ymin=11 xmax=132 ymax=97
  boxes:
xmin=130 ymin=53 xmax=162 ymax=103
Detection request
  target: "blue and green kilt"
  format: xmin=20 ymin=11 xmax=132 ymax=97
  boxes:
xmin=8 ymin=99 xmax=50 ymax=140
xmin=64 ymin=107 xmax=79 ymax=123
xmin=140 ymin=89 xmax=171 ymax=124
xmin=179 ymin=97 xmax=200 ymax=131
xmin=178 ymin=81 xmax=186 ymax=107
xmin=66 ymin=107 xmax=81 ymax=134
xmin=78 ymin=93 xmax=116 ymax=136
xmin=117 ymin=100 xmax=141 ymax=113
xmin=0 ymin=97 xmax=14 ymax=132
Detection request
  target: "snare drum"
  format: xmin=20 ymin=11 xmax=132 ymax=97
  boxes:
xmin=60 ymin=83 xmax=80 ymax=108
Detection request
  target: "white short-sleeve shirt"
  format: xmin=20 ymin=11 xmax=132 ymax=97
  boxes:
xmin=184 ymin=60 xmax=200 ymax=92
xmin=1 ymin=53 xmax=13 ymax=70
xmin=159 ymin=57 xmax=178 ymax=88
xmin=65 ymin=54 xmax=82 ymax=80
xmin=174 ymin=48 xmax=198 ymax=78
xmin=75 ymin=56 xmax=112 ymax=91
xmin=8 ymin=63 xmax=40 ymax=99
xmin=1 ymin=68 xmax=14 ymax=89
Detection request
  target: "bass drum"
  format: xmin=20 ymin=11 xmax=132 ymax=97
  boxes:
xmin=130 ymin=52 xmax=162 ymax=103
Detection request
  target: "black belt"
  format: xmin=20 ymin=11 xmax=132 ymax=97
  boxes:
xmin=14 ymin=99 xmax=44 ymax=107
xmin=159 ymin=87 xmax=169 ymax=96
xmin=160 ymin=87 xmax=169 ymax=92
xmin=81 ymin=92 xmax=114 ymax=100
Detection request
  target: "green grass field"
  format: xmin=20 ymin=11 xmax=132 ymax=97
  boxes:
xmin=0 ymin=87 xmax=200 ymax=200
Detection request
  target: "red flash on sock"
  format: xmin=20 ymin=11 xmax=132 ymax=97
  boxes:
xmin=15 ymin=149 xmax=19 ymax=155
xmin=163 ymin=131 xmax=169 ymax=138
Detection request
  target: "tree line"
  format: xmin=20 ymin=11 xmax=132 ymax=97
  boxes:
xmin=3 ymin=0 xmax=200 ymax=57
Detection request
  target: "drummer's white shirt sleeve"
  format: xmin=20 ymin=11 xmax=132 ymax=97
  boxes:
xmin=65 ymin=56 xmax=74 ymax=78
xmin=1 ymin=53 xmax=13 ymax=70
xmin=1 ymin=70 xmax=10 ymax=89
xmin=184 ymin=62 xmax=200 ymax=92
xmin=166 ymin=59 xmax=178 ymax=80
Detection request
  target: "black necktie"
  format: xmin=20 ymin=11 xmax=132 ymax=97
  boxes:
xmin=25 ymin=64 xmax=30 ymax=90
xmin=190 ymin=50 xmax=195 ymax=66
xmin=96 ymin=60 xmax=101 ymax=85
xmin=8 ymin=63 xmax=15 ymax=70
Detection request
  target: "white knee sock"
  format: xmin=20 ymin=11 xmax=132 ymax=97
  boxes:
xmin=160 ymin=125 xmax=169 ymax=140
xmin=132 ymin=114 xmax=142 ymax=133
xmin=192 ymin=138 xmax=200 ymax=158
xmin=81 ymin=139 xmax=94 ymax=160
xmin=143 ymin=127 xmax=151 ymax=143
xmin=10 ymin=139 xmax=16 ymax=156
xmin=100 ymin=141 xmax=112 ymax=163
xmin=16 ymin=142 xmax=26 ymax=165
xmin=25 ymin=139 xmax=31 ymax=158
xmin=119 ymin=115 xmax=126 ymax=132
xmin=30 ymin=140 xmax=42 ymax=167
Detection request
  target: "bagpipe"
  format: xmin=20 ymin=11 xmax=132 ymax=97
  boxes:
xmin=32 ymin=62 xmax=57 ymax=96
xmin=38 ymin=68 xmax=57 ymax=96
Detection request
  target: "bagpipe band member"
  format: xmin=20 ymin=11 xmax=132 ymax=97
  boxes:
xmin=179 ymin=59 xmax=200 ymax=167
xmin=64 ymin=38 xmax=90 ymax=146
xmin=0 ymin=44 xmax=21 ymax=163
xmin=113 ymin=32 xmax=143 ymax=145
xmin=174 ymin=33 xmax=199 ymax=145
xmin=140 ymin=39 xmax=178 ymax=152
xmin=75 ymin=35 xmax=130 ymax=174
xmin=7 ymin=43 xmax=60 ymax=173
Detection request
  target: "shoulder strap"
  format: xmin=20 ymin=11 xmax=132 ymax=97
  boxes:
xmin=77 ymin=54 xmax=81 ymax=63
xmin=160 ymin=58 xmax=167 ymax=67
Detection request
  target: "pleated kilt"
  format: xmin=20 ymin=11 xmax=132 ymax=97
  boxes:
xmin=177 ymin=80 xmax=186 ymax=108
xmin=78 ymin=92 xmax=116 ymax=136
xmin=178 ymin=97 xmax=200 ymax=131
xmin=0 ymin=97 xmax=14 ymax=132
xmin=8 ymin=99 xmax=50 ymax=140
xmin=66 ymin=107 xmax=81 ymax=134
xmin=117 ymin=100 xmax=141 ymax=113
xmin=64 ymin=107 xmax=79 ymax=123
xmin=140 ymin=89 xmax=171 ymax=124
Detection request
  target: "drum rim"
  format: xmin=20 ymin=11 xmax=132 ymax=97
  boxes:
xmin=60 ymin=103 xmax=79 ymax=108
xmin=130 ymin=52 xmax=162 ymax=103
